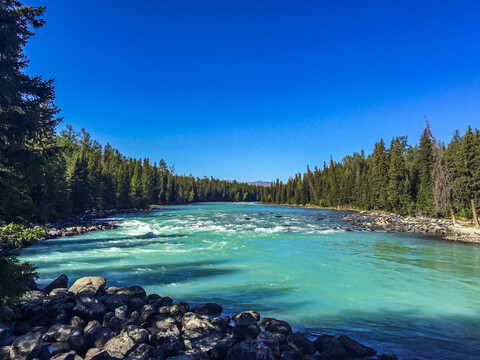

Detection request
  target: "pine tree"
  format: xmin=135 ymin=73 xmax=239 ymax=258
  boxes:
xmin=68 ymin=153 xmax=90 ymax=213
xmin=417 ymin=126 xmax=435 ymax=215
xmin=460 ymin=126 xmax=480 ymax=227
xmin=387 ymin=137 xmax=411 ymax=214
xmin=0 ymin=1 xmax=60 ymax=222
xmin=371 ymin=139 xmax=389 ymax=209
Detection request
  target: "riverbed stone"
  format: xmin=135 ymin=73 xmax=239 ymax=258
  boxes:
xmin=259 ymin=318 xmax=292 ymax=336
xmin=74 ymin=296 xmax=107 ymax=322
xmin=314 ymin=334 xmax=348 ymax=359
xmin=288 ymin=332 xmax=315 ymax=355
xmin=103 ymin=325 xmax=149 ymax=356
xmin=69 ymin=276 xmax=106 ymax=297
xmin=11 ymin=331 xmax=45 ymax=359
xmin=44 ymin=274 xmax=69 ymax=293
xmin=337 ymin=335 xmax=376 ymax=357
xmin=193 ymin=303 xmax=223 ymax=317
xmin=226 ymin=340 xmax=275 ymax=360
xmin=233 ymin=313 xmax=260 ymax=341
xmin=125 ymin=343 xmax=165 ymax=360
xmin=233 ymin=311 xmax=260 ymax=322
xmin=210 ymin=337 xmax=236 ymax=360
xmin=45 ymin=323 xmax=82 ymax=342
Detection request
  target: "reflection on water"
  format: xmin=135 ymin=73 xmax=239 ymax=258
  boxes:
xmin=20 ymin=203 xmax=480 ymax=360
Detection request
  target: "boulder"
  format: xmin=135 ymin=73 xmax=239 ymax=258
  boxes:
xmin=70 ymin=316 xmax=86 ymax=329
xmin=45 ymin=323 xmax=82 ymax=342
xmin=193 ymin=303 xmax=223 ymax=317
xmin=232 ymin=313 xmax=261 ymax=341
xmin=103 ymin=325 xmax=149 ymax=356
xmin=226 ymin=340 xmax=275 ymax=360
xmin=49 ymin=287 xmax=75 ymax=299
xmin=115 ymin=286 xmax=146 ymax=299
xmin=259 ymin=318 xmax=292 ymax=336
xmin=233 ymin=311 xmax=260 ymax=322
xmin=104 ymin=294 xmax=127 ymax=311
xmin=150 ymin=328 xmax=184 ymax=357
xmin=125 ymin=343 xmax=165 ymax=359
xmin=210 ymin=337 xmax=236 ymax=360
xmin=11 ymin=331 xmax=45 ymax=359
xmin=0 ymin=324 xmax=14 ymax=347
xmin=288 ymin=332 xmax=315 ymax=355
xmin=211 ymin=316 xmax=229 ymax=333
xmin=74 ymin=296 xmax=107 ymax=322
xmin=257 ymin=331 xmax=281 ymax=358
xmin=69 ymin=276 xmax=106 ymax=297
xmin=337 ymin=335 xmax=376 ymax=357
xmin=44 ymin=274 xmax=69 ymax=293
xmin=314 ymin=334 xmax=348 ymax=359
xmin=50 ymin=350 xmax=83 ymax=360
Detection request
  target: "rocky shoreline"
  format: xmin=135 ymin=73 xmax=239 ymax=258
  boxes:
xmin=0 ymin=275 xmax=402 ymax=360
xmin=340 ymin=211 xmax=480 ymax=244
xmin=274 ymin=204 xmax=480 ymax=244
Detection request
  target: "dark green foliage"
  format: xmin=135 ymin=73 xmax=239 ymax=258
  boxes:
xmin=0 ymin=1 xmax=60 ymax=223
xmin=263 ymin=124 xmax=480 ymax=221
xmin=0 ymin=250 xmax=37 ymax=319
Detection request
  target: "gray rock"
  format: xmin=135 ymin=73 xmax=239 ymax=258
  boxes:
xmin=44 ymin=274 xmax=69 ymax=293
xmin=314 ymin=334 xmax=348 ymax=359
xmin=259 ymin=318 xmax=292 ymax=336
xmin=49 ymin=288 xmax=75 ymax=299
xmin=115 ymin=305 xmax=128 ymax=319
xmin=70 ymin=315 xmax=86 ymax=329
xmin=226 ymin=340 xmax=275 ymax=360
xmin=103 ymin=325 xmax=149 ymax=356
xmin=232 ymin=311 xmax=260 ymax=322
xmin=11 ymin=331 xmax=45 ymax=359
xmin=288 ymin=332 xmax=315 ymax=355
xmin=45 ymin=323 xmax=82 ymax=342
xmin=257 ymin=331 xmax=281 ymax=358
xmin=115 ymin=286 xmax=147 ymax=299
xmin=337 ymin=335 xmax=376 ymax=357
xmin=210 ymin=337 xmax=236 ymax=360
xmin=125 ymin=343 xmax=165 ymax=360
xmin=193 ymin=303 xmax=223 ymax=317
xmin=74 ymin=296 xmax=107 ymax=322
xmin=69 ymin=276 xmax=106 ymax=297
xmin=232 ymin=313 xmax=260 ymax=341
xmin=0 ymin=324 xmax=14 ymax=347
xmin=50 ymin=350 xmax=83 ymax=360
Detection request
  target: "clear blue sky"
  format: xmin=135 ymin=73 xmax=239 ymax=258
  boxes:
xmin=25 ymin=0 xmax=480 ymax=182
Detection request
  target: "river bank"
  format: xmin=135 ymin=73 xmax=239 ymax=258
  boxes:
xmin=273 ymin=204 xmax=480 ymax=244
xmin=0 ymin=275 xmax=400 ymax=360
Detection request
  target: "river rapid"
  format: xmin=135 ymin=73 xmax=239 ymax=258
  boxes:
xmin=20 ymin=203 xmax=480 ymax=359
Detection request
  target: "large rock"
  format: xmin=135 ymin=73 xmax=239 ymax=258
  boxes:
xmin=150 ymin=327 xmax=184 ymax=356
xmin=226 ymin=340 xmax=275 ymax=360
xmin=115 ymin=286 xmax=146 ymax=299
xmin=125 ymin=343 xmax=165 ymax=360
xmin=259 ymin=318 xmax=292 ymax=336
xmin=257 ymin=331 xmax=281 ymax=358
xmin=0 ymin=324 xmax=14 ymax=347
xmin=11 ymin=331 xmax=45 ymax=359
xmin=103 ymin=325 xmax=149 ymax=356
xmin=74 ymin=297 xmax=107 ymax=322
xmin=337 ymin=335 xmax=376 ymax=357
xmin=193 ymin=303 xmax=223 ymax=317
xmin=44 ymin=274 xmax=69 ymax=293
xmin=314 ymin=334 xmax=348 ymax=359
xmin=288 ymin=332 xmax=315 ymax=355
xmin=45 ymin=323 xmax=82 ymax=342
xmin=233 ymin=313 xmax=260 ymax=341
xmin=182 ymin=312 xmax=226 ymax=352
xmin=210 ymin=337 xmax=236 ymax=360
xmin=50 ymin=351 xmax=83 ymax=360
xmin=233 ymin=311 xmax=260 ymax=322
xmin=69 ymin=276 xmax=106 ymax=297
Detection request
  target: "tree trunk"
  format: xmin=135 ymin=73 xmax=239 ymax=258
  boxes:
xmin=449 ymin=203 xmax=457 ymax=225
xmin=471 ymin=197 xmax=479 ymax=228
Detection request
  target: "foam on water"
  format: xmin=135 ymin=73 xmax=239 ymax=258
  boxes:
xmin=19 ymin=203 xmax=480 ymax=360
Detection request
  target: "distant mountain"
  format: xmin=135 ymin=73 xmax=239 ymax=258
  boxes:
xmin=222 ymin=179 xmax=272 ymax=187
xmin=247 ymin=181 xmax=272 ymax=187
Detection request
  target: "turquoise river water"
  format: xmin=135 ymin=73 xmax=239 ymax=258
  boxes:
xmin=20 ymin=203 xmax=480 ymax=359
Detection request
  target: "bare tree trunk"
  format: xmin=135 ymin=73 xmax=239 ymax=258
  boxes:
xmin=471 ymin=197 xmax=479 ymax=228
xmin=449 ymin=203 xmax=457 ymax=225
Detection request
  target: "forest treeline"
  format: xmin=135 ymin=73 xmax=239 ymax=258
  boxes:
xmin=1 ymin=121 xmax=263 ymax=224
xmin=262 ymin=123 xmax=480 ymax=227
